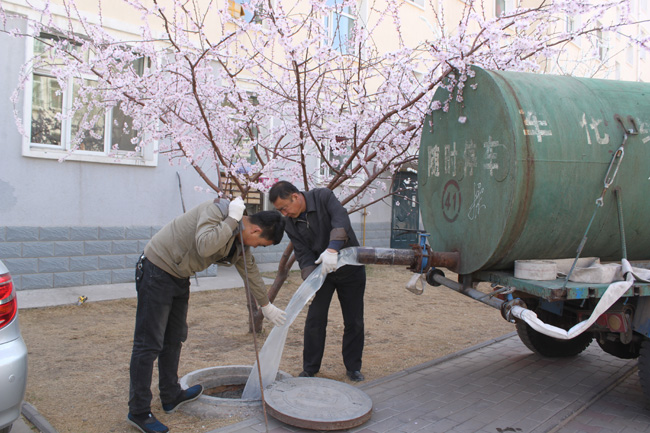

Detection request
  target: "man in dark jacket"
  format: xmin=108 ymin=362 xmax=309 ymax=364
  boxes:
xmin=269 ymin=181 xmax=366 ymax=382
xmin=127 ymin=197 xmax=286 ymax=433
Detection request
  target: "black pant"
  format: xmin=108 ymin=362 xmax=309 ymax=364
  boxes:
xmin=128 ymin=257 xmax=190 ymax=415
xmin=303 ymin=264 xmax=366 ymax=374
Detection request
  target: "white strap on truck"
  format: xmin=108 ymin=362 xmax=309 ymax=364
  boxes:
xmin=511 ymin=259 xmax=650 ymax=340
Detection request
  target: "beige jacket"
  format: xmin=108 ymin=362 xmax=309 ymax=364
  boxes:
xmin=144 ymin=199 xmax=269 ymax=306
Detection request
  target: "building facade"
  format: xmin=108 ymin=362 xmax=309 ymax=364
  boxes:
xmin=1 ymin=0 xmax=647 ymax=291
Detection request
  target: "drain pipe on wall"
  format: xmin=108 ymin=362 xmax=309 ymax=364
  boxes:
xmin=362 ymin=208 xmax=367 ymax=246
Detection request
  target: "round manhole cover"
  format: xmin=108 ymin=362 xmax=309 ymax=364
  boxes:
xmin=264 ymin=377 xmax=373 ymax=430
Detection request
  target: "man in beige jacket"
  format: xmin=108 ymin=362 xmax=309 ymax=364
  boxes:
xmin=127 ymin=197 xmax=286 ymax=433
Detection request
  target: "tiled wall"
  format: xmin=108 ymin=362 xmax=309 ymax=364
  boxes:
xmin=1 ymin=226 xmax=162 ymax=290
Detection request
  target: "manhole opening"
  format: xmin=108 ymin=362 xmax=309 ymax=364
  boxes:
xmin=204 ymin=383 xmax=245 ymax=399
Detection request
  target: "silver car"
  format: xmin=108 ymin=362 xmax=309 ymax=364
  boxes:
xmin=0 ymin=260 xmax=28 ymax=433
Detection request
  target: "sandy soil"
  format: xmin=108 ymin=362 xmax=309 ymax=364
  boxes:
xmin=18 ymin=265 xmax=515 ymax=432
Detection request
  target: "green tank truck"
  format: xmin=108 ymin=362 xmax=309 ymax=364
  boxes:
xmin=357 ymin=66 xmax=650 ymax=399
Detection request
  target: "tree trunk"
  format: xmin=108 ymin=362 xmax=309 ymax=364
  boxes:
xmin=249 ymin=242 xmax=296 ymax=333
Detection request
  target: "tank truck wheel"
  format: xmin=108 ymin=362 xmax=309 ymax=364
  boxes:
xmin=596 ymin=335 xmax=641 ymax=359
xmin=515 ymin=309 xmax=592 ymax=357
xmin=639 ymin=338 xmax=650 ymax=400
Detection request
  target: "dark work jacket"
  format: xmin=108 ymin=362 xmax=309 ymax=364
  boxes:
xmin=284 ymin=188 xmax=360 ymax=280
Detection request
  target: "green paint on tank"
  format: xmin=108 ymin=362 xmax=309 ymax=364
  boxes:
xmin=419 ymin=66 xmax=650 ymax=275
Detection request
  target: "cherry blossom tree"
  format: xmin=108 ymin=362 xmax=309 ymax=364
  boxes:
xmin=1 ymin=0 xmax=644 ymax=329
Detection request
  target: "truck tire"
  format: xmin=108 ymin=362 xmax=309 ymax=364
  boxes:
xmin=639 ymin=338 xmax=650 ymax=399
xmin=596 ymin=336 xmax=641 ymax=359
xmin=515 ymin=309 xmax=592 ymax=357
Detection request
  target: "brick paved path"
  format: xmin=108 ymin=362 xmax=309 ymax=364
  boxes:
xmin=207 ymin=333 xmax=648 ymax=433
xmin=556 ymin=366 xmax=650 ymax=433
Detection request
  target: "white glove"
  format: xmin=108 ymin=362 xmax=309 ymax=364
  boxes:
xmin=315 ymin=249 xmax=338 ymax=275
xmin=261 ymin=303 xmax=287 ymax=326
xmin=228 ymin=196 xmax=246 ymax=222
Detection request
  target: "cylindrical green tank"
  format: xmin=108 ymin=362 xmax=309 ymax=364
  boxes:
xmin=418 ymin=66 xmax=650 ymax=275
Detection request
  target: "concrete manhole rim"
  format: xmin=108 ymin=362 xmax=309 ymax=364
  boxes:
xmin=179 ymin=364 xmax=292 ymax=414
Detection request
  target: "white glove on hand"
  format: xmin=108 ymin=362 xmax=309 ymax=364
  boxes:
xmin=315 ymin=249 xmax=338 ymax=275
xmin=228 ymin=197 xmax=246 ymax=222
xmin=261 ymin=303 xmax=287 ymax=326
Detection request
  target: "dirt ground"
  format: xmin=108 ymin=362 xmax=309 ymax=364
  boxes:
xmin=18 ymin=265 xmax=515 ymax=433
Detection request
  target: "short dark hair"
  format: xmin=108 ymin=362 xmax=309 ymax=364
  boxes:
xmin=269 ymin=180 xmax=299 ymax=203
xmin=249 ymin=211 xmax=285 ymax=244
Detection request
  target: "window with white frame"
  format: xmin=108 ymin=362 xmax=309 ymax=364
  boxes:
xmin=317 ymin=137 xmax=366 ymax=187
xmin=24 ymin=33 xmax=156 ymax=166
xmin=228 ymin=0 xmax=266 ymax=23
xmin=223 ymin=93 xmax=267 ymax=213
xmin=565 ymin=14 xmax=582 ymax=47
xmin=412 ymin=70 xmax=425 ymax=85
xmin=495 ymin=0 xmax=515 ymax=16
xmin=319 ymin=138 xmax=347 ymax=179
xmin=596 ymin=25 xmax=609 ymax=62
xmin=626 ymin=44 xmax=635 ymax=65
xmin=565 ymin=15 xmax=575 ymax=33
xmin=641 ymin=30 xmax=647 ymax=61
xmin=404 ymin=0 xmax=424 ymax=7
xmin=325 ymin=0 xmax=364 ymax=55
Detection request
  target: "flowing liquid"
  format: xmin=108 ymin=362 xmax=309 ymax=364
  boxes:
xmin=241 ymin=248 xmax=360 ymax=400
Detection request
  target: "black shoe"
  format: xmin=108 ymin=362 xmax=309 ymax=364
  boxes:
xmin=162 ymin=384 xmax=203 ymax=414
xmin=127 ymin=412 xmax=169 ymax=433
xmin=298 ymin=370 xmax=316 ymax=377
xmin=346 ymin=370 xmax=365 ymax=382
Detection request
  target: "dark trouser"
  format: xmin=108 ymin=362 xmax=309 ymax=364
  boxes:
xmin=128 ymin=257 xmax=190 ymax=415
xmin=303 ymin=264 xmax=366 ymax=374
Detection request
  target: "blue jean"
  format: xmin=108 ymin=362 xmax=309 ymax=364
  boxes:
xmin=128 ymin=257 xmax=190 ymax=415
xmin=303 ymin=264 xmax=366 ymax=374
